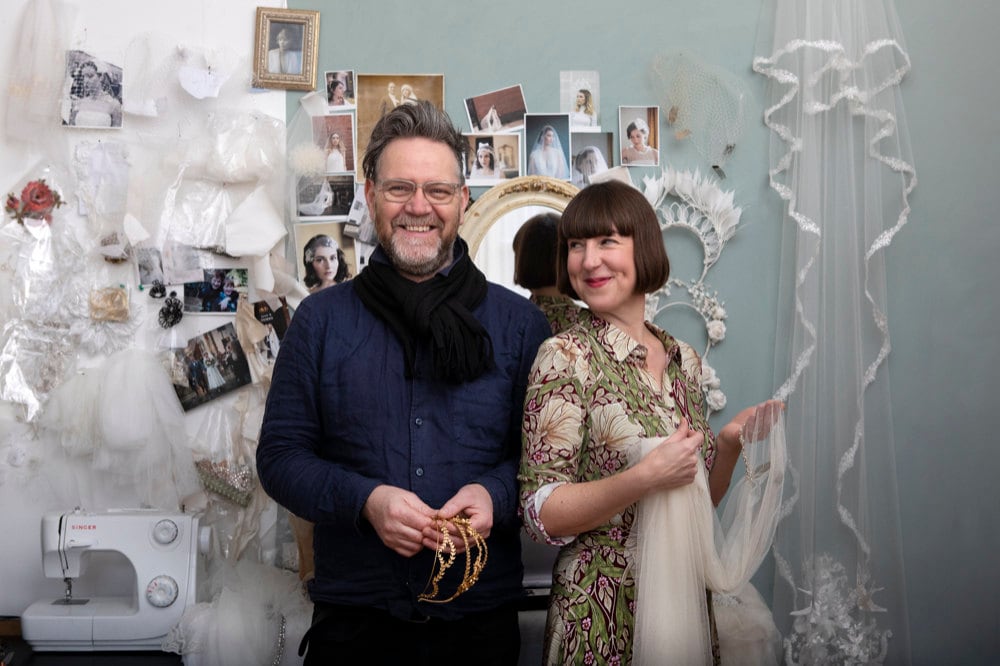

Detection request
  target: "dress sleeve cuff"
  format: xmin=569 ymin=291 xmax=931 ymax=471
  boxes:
xmin=524 ymin=481 xmax=575 ymax=547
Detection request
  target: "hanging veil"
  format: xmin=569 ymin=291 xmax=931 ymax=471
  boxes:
xmin=629 ymin=403 xmax=786 ymax=665
xmin=753 ymin=0 xmax=915 ymax=662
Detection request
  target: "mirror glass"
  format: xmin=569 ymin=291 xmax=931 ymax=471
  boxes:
xmin=461 ymin=176 xmax=579 ymax=295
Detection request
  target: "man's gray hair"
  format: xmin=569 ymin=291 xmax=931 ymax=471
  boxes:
xmin=362 ymin=101 xmax=466 ymax=184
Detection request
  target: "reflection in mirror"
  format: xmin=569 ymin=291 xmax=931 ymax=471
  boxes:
xmin=461 ymin=176 xmax=578 ymax=293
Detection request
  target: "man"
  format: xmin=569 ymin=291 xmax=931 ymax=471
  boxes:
xmin=379 ymin=81 xmax=399 ymax=116
xmin=257 ymin=101 xmax=550 ymax=665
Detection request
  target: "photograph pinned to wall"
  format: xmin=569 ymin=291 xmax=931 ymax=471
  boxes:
xmin=61 ymin=50 xmax=123 ymax=128
xmin=252 ymin=7 xmax=319 ymax=91
xmin=135 ymin=246 xmax=165 ymax=287
xmin=561 ymin=70 xmax=600 ymax=131
xmin=166 ymin=322 xmax=252 ymax=412
xmin=324 ymin=70 xmax=355 ymax=108
xmin=182 ymin=268 xmax=250 ymax=314
xmin=342 ymin=183 xmax=377 ymax=273
xmin=296 ymin=174 xmax=355 ymax=219
xmin=524 ymin=114 xmax=571 ymax=180
xmin=464 ymin=85 xmax=528 ymax=133
xmin=570 ymin=131 xmax=614 ymax=188
xmin=355 ymin=74 xmax=445 ymax=179
xmin=251 ymin=299 xmax=291 ymax=370
xmin=619 ymin=105 xmax=661 ymax=167
xmin=463 ymin=133 xmax=522 ymax=186
xmin=294 ymin=221 xmax=359 ymax=293
xmin=311 ymin=113 xmax=355 ymax=173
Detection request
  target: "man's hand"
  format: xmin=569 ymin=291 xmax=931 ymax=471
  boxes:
xmin=362 ymin=485 xmax=436 ymax=557
xmin=422 ymin=483 xmax=494 ymax=554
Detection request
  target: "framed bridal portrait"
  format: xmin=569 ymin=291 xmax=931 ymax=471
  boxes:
xmin=252 ymin=7 xmax=320 ymax=91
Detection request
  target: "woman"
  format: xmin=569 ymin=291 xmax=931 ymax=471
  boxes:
xmin=303 ymin=234 xmax=350 ymax=292
xmin=469 ymin=142 xmax=498 ymax=178
xmin=621 ymin=118 xmax=659 ymax=166
xmin=570 ymin=89 xmax=596 ymax=127
xmin=511 ymin=212 xmax=581 ymax=334
xmin=325 ymin=132 xmax=347 ymax=172
xmin=327 ymin=79 xmax=347 ymax=106
xmin=267 ymin=26 xmax=302 ymax=75
xmin=571 ymin=146 xmax=609 ymax=188
xmin=527 ymin=125 xmax=569 ymax=179
xmin=399 ymin=83 xmax=418 ymax=105
xmin=519 ymin=181 xmax=777 ymax=664
xmin=67 ymin=60 xmax=122 ymax=128
xmin=216 ymin=276 xmax=240 ymax=312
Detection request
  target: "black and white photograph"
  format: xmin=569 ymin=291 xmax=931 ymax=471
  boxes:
xmin=561 ymin=70 xmax=600 ymax=130
xmin=182 ymin=268 xmax=250 ymax=314
xmin=464 ymin=85 xmax=527 ymax=133
xmin=324 ymin=70 xmax=355 ymax=107
xmin=619 ymin=105 xmax=661 ymax=167
xmin=296 ymin=174 xmax=355 ymax=219
xmin=60 ymin=50 xmax=123 ymax=129
xmin=524 ymin=114 xmax=571 ymax=180
xmin=463 ymin=133 xmax=521 ymax=185
xmin=251 ymin=7 xmax=319 ymax=91
xmin=166 ymin=322 xmax=252 ymax=412
xmin=311 ymin=113 xmax=355 ymax=173
xmin=570 ymin=131 xmax=614 ymax=187
xmin=135 ymin=246 xmax=165 ymax=287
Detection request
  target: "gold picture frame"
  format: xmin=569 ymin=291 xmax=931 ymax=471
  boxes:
xmin=252 ymin=7 xmax=320 ymax=91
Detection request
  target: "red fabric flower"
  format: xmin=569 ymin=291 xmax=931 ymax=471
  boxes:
xmin=5 ymin=178 xmax=64 ymax=224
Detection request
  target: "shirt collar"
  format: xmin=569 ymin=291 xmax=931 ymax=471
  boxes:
xmin=589 ymin=313 xmax=681 ymax=366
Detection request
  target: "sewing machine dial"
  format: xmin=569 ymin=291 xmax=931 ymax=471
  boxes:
xmin=145 ymin=575 xmax=179 ymax=608
xmin=152 ymin=519 xmax=179 ymax=545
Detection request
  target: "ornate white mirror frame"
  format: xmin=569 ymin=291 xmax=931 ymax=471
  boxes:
xmin=461 ymin=176 xmax=579 ymax=259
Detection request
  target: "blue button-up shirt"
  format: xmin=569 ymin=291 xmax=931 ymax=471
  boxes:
xmin=257 ymin=249 xmax=550 ymax=620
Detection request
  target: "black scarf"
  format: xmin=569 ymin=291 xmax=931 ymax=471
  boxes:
xmin=353 ymin=239 xmax=495 ymax=383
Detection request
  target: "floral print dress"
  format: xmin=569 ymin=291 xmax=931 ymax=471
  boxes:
xmin=519 ymin=311 xmax=719 ymax=665
xmin=530 ymin=293 xmax=583 ymax=335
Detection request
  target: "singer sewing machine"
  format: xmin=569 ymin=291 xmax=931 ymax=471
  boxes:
xmin=20 ymin=508 xmax=212 ymax=651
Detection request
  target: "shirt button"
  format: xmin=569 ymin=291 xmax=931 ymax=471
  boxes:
xmin=415 ymin=417 xmax=423 ymax=426
xmin=415 ymin=467 xmax=424 ymax=477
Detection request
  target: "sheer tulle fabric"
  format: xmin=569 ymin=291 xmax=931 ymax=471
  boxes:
xmin=629 ymin=409 xmax=785 ymax=665
xmin=753 ymin=1 xmax=915 ymax=660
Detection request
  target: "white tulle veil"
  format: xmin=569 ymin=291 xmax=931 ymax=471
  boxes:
xmin=753 ymin=0 xmax=915 ymax=662
xmin=629 ymin=404 xmax=786 ymax=665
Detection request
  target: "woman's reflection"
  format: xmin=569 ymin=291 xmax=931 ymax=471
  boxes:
xmin=512 ymin=212 xmax=582 ymax=334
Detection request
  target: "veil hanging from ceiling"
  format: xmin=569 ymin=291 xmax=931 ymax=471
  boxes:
xmin=753 ymin=1 xmax=916 ymax=662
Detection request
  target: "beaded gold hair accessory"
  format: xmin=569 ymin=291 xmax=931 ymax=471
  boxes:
xmin=418 ymin=516 xmax=487 ymax=604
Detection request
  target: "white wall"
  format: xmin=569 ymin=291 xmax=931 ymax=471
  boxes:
xmin=0 ymin=0 xmax=287 ymax=616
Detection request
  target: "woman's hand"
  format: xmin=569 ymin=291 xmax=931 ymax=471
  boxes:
xmin=718 ymin=399 xmax=785 ymax=453
xmin=636 ymin=418 xmax=704 ymax=492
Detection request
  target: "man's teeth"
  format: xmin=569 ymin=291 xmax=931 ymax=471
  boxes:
xmin=403 ymin=225 xmax=431 ymax=232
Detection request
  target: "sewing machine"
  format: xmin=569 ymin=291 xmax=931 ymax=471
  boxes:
xmin=20 ymin=508 xmax=212 ymax=651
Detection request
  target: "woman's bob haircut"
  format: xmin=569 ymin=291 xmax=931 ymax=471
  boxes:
xmin=556 ymin=180 xmax=670 ymax=300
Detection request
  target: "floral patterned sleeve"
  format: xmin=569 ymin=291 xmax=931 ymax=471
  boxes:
xmin=518 ymin=333 xmax=589 ymax=546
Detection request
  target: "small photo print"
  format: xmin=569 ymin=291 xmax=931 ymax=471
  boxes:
xmin=463 ymin=133 xmax=522 ymax=185
xmin=182 ymin=268 xmax=250 ymax=313
xmin=294 ymin=221 xmax=358 ymax=291
xmin=560 ymin=70 xmax=600 ymax=130
xmin=250 ymin=300 xmax=290 ymax=375
xmin=296 ymin=174 xmax=356 ymax=219
xmin=324 ymin=70 xmax=355 ymax=107
xmin=619 ymin=106 xmax=661 ymax=167
xmin=464 ymin=85 xmax=527 ymax=133
xmin=61 ymin=50 xmax=123 ymax=128
xmin=311 ymin=113 xmax=356 ymax=173
xmin=166 ymin=322 xmax=252 ymax=411
xmin=570 ymin=131 xmax=614 ymax=188
xmin=135 ymin=246 xmax=165 ymax=286
xmin=524 ymin=114 xmax=571 ymax=180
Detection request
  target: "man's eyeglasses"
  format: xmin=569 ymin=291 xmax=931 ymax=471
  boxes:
xmin=376 ymin=179 xmax=462 ymax=205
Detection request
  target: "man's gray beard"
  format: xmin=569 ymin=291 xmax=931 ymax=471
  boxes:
xmin=379 ymin=216 xmax=455 ymax=278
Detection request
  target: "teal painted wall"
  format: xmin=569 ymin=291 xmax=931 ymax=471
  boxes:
xmin=289 ymin=1 xmax=1000 ymax=661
